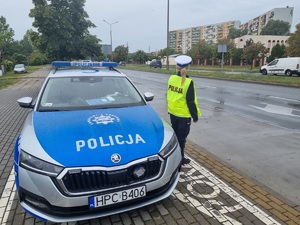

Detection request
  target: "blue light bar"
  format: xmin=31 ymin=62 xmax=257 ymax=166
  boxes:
xmin=51 ymin=61 xmax=118 ymax=68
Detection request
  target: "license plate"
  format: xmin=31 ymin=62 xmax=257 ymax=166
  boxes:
xmin=89 ymin=186 xmax=146 ymax=208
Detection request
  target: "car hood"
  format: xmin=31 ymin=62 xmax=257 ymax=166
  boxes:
xmin=32 ymin=105 xmax=164 ymax=167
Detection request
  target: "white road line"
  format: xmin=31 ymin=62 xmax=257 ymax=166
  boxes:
xmin=269 ymin=96 xmax=300 ymax=103
xmin=199 ymin=85 xmax=217 ymax=89
xmin=0 ymin=168 xmax=16 ymax=225
xmin=251 ymin=103 xmax=300 ymax=117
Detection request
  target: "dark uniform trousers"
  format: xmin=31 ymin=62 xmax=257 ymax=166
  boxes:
xmin=170 ymin=114 xmax=191 ymax=157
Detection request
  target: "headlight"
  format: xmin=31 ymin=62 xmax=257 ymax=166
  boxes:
xmin=158 ymin=134 xmax=178 ymax=159
xmin=19 ymin=150 xmax=63 ymax=177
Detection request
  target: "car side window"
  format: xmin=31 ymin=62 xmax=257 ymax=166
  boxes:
xmin=268 ymin=60 xmax=278 ymax=66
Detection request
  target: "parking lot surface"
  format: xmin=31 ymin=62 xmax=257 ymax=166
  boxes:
xmin=1 ymin=67 xmax=300 ymax=225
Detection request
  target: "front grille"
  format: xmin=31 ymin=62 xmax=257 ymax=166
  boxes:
xmin=60 ymin=159 xmax=162 ymax=194
xmin=20 ymin=167 xmax=178 ymax=218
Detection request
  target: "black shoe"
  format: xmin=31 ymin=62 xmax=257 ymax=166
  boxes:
xmin=182 ymin=157 xmax=190 ymax=165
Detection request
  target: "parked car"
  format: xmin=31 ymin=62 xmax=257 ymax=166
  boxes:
xmin=14 ymin=64 xmax=27 ymax=74
xmin=14 ymin=61 xmax=182 ymax=223
xmin=119 ymin=61 xmax=126 ymax=66
xmin=149 ymin=60 xmax=162 ymax=68
xmin=260 ymin=57 xmax=300 ymax=76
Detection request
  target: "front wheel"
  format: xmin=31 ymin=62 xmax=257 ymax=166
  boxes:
xmin=285 ymin=70 xmax=292 ymax=76
xmin=261 ymin=69 xmax=267 ymax=75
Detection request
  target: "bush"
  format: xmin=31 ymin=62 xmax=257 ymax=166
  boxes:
xmin=12 ymin=53 xmax=28 ymax=65
xmin=3 ymin=60 xmax=14 ymax=71
xmin=29 ymin=52 xmax=48 ymax=66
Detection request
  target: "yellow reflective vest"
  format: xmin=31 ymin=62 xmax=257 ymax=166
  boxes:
xmin=167 ymin=75 xmax=201 ymax=118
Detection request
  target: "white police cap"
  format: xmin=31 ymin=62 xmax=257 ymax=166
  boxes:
xmin=175 ymin=55 xmax=192 ymax=67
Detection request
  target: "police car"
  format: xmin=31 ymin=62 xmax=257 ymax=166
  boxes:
xmin=14 ymin=61 xmax=182 ymax=223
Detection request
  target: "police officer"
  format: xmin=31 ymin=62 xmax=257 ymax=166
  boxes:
xmin=167 ymin=55 xmax=201 ymax=165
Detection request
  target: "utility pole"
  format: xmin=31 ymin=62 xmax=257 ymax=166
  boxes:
xmin=0 ymin=50 xmax=4 ymax=76
xmin=166 ymin=0 xmax=170 ymax=70
xmin=103 ymin=20 xmax=118 ymax=61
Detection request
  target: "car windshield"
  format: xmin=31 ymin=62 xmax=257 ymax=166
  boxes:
xmin=38 ymin=76 xmax=144 ymax=111
xmin=15 ymin=64 xmax=24 ymax=68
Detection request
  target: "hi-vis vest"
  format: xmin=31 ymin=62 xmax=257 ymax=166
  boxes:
xmin=167 ymin=75 xmax=201 ymax=118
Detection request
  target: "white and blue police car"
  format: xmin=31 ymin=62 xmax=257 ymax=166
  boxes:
xmin=14 ymin=61 xmax=182 ymax=223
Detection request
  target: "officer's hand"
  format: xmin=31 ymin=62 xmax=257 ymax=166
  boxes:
xmin=193 ymin=119 xmax=198 ymax=123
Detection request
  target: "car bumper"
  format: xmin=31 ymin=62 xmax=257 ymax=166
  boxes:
xmin=14 ymin=70 xmax=27 ymax=73
xmin=16 ymin=147 xmax=182 ymax=223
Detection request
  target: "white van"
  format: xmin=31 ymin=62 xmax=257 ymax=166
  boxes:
xmin=260 ymin=57 xmax=300 ymax=76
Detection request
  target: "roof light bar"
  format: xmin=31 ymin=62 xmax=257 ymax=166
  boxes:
xmin=51 ymin=61 xmax=118 ymax=68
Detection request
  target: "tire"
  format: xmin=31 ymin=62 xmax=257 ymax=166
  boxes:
xmin=285 ymin=70 xmax=292 ymax=76
xmin=261 ymin=69 xmax=267 ymax=75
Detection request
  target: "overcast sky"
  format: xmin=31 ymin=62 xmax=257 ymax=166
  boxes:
xmin=1 ymin=0 xmax=299 ymax=53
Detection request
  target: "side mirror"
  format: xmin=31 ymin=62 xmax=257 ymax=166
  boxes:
xmin=17 ymin=97 xmax=34 ymax=108
xmin=144 ymin=92 xmax=154 ymax=102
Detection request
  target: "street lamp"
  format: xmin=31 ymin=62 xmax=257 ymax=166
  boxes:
xmin=103 ymin=20 xmax=118 ymax=56
xmin=166 ymin=0 xmax=170 ymax=70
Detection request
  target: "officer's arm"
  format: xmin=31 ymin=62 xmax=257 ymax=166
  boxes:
xmin=186 ymin=81 xmax=198 ymax=122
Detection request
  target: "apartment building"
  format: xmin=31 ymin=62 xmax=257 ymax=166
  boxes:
xmin=240 ymin=7 xmax=294 ymax=35
xmin=169 ymin=7 xmax=293 ymax=54
xmin=169 ymin=21 xmax=240 ymax=54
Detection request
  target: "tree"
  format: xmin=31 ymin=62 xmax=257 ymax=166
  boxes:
xmin=20 ymin=31 xmax=34 ymax=57
xmin=158 ymin=47 xmax=178 ymax=58
xmin=208 ymin=43 xmax=219 ymax=66
xmin=285 ymin=23 xmax=300 ymax=57
xmin=4 ymin=32 xmax=36 ymax=65
xmin=268 ymin=44 xmax=285 ymax=61
xmin=80 ymin=35 xmax=102 ymax=60
xmin=243 ymin=41 xmax=268 ymax=69
xmin=202 ymin=44 xmax=214 ymax=65
xmin=0 ymin=16 xmax=14 ymax=64
xmin=260 ymin=20 xmax=290 ymax=35
xmin=0 ymin=16 xmax=14 ymax=47
xmin=217 ymin=38 xmax=237 ymax=66
xmin=29 ymin=51 xmax=48 ymax=66
xmin=228 ymin=27 xmax=248 ymax=39
xmin=113 ymin=45 xmax=129 ymax=63
xmin=133 ymin=50 xmax=148 ymax=64
xmin=4 ymin=41 xmax=22 ymax=61
xmin=12 ymin=53 xmax=27 ymax=65
xmin=147 ymin=52 xmax=159 ymax=62
xmin=29 ymin=0 xmax=102 ymax=61
xmin=231 ymin=48 xmax=243 ymax=66
xmin=189 ymin=40 xmax=207 ymax=65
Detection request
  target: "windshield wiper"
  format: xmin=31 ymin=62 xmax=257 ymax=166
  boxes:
xmin=38 ymin=109 xmax=61 ymax=112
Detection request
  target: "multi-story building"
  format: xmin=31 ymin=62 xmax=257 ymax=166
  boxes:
xmin=240 ymin=7 xmax=294 ymax=35
xmin=234 ymin=35 xmax=289 ymax=50
xmin=170 ymin=21 xmax=240 ymax=54
xmin=234 ymin=35 xmax=289 ymax=62
xmin=169 ymin=7 xmax=293 ymax=54
xmin=169 ymin=30 xmax=182 ymax=53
